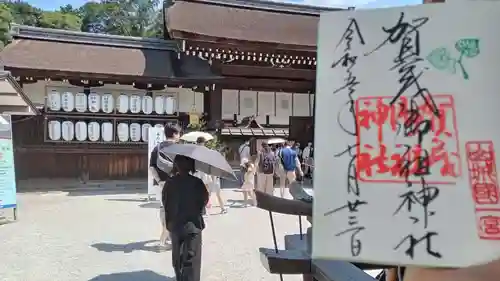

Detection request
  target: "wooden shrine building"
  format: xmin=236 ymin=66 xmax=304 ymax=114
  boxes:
xmin=164 ymin=0 xmax=346 ymax=148
xmin=0 ymin=25 xmax=219 ymax=181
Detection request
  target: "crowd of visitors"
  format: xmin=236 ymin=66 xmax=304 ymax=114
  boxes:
xmin=237 ymin=137 xmax=313 ymax=200
xmin=148 ymin=125 xmax=500 ymax=281
xmin=148 ymin=124 xmax=314 ymax=281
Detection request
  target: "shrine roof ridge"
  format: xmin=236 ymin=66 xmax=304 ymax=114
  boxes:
xmin=10 ymin=25 xmax=179 ymax=52
xmin=174 ymin=0 xmax=348 ymax=15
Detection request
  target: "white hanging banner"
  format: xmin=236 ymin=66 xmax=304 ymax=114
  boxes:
xmin=148 ymin=127 xmax=165 ymax=200
xmin=313 ymin=2 xmax=500 ymax=268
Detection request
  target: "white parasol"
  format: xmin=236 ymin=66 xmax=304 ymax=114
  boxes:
xmin=180 ymin=131 xmax=214 ymax=143
xmin=266 ymin=138 xmax=286 ymax=145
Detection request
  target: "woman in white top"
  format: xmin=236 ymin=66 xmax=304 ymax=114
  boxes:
xmin=241 ymin=159 xmax=256 ymax=206
xmin=196 ymin=136 xmax=228 ymax=214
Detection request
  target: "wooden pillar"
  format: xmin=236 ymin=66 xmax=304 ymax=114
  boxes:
xmin=209 ymin=85 xmax=222 ymax=123
xmin=202 ymin=83 xmax=222 ymax=129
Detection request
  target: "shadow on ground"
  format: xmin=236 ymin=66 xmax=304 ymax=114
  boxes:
xmin=139 ymin=201 xmax=162 ymax=209
xmin=89 ymin=270 xmax=174 ymax=281
xmin=226 ymin=199 xmax=248 ymax=208
xmin=106 ymin=198 xmax=149 ymax=203
xmin=91 ymin=240 xmax=168 ymax=253
xmin=67 ymin=188 xmax=146 ymax=197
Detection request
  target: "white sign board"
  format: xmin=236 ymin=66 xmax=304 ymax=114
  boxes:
xmin=313 ymin=2 xmax=500 ymax=268
xmin=148 ymin=127 xmax=165 ymax=200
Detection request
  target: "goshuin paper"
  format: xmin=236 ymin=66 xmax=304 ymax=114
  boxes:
xmin=313 ymin=2 xmax=500 ymax=267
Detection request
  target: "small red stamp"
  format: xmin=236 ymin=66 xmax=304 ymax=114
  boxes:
xmin=476 ymin=212 xmax=500 ymax=240
xmin=466 ymin=141 xmax=500 ymax=207
xmin=466 ymin=141 xmax=500 ymax=240
xmin=355 ymin=95 xmax=461 ymax=184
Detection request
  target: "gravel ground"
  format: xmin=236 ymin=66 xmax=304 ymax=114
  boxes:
xmin=0 ymin=188 xmax=307 ymax=281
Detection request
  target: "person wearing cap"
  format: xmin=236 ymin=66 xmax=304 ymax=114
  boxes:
xmin=277 ymin=139 xmax=304 ymax=197
xmin=255 ymin=141 xmax=276 ymax=195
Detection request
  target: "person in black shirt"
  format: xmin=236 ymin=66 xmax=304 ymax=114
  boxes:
xmin=149 ymin=123 xmax=181 ymax=248
xmin=149 ymin=123 xmax=181 ymax=181
xmin=162 ymin=155 xmax=209 ymax=281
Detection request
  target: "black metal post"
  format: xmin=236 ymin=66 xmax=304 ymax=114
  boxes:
xmin=268 ymin=211 xmax=279 ymax=253
xmin=299 ymin=216 xmax=303 ymax=240
xmin=268 ymin=211 xmax=284 ymax=281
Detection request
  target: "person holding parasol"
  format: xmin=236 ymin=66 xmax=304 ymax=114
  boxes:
xmin=159 ymin=142 xmax=236 ymax=281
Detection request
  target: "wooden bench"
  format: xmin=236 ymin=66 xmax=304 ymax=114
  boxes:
xmin=314 ymin=260 xmax=378 ymax=281
xmin=255 ymin=186 xmax=382 ymax=281
xmin=254 ymin=190 xmax=312 ymax=216
xmin=259 ymin=247 xmax=312 ymax=275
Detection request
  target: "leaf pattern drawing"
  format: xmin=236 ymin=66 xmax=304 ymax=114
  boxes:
xmin=426 ymin=38 xmax=480 ymax=80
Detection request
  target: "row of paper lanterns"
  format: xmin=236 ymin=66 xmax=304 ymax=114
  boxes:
xmin=48 ymin=121 xmax=165 ymax=142
xmin=47 ymin=91 xmax=177 ymax=114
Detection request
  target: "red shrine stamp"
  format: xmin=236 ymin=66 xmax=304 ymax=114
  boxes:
xmin=355 ymin=94 xmax=461 ymax=184
xmin=466 ymin=141 xmax=500 ymax=240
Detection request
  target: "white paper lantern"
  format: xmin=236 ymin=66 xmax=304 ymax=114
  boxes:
xmin=118 ymin=94 xmax=129 ymax=113
xmin=141 ymin=123 xmax=151 ymax=142
xmin=48 ymin=120 xmax=61 ymax=140
xmin=61 ymin=92 xmax=74 ymax=112
xmin=62 ymin=121 xmax=74 ymax=141
xmin=75 ymin=121 xmax=87 ymax=141
xmin=130 ymin=95 xmax=141 ymax=113
xmin=117 ymin=123 xmax=130 ymax=142
xmin=130 ymin=123 xmax=141 ymax=142
xmin=88 ymin=122 xmax=100 ymax=142
xmin=48 ymin=91 xmax=61 ymax=111
xmin=75 ymin=93 xmax=87 ymax=112
xmin=88 ymin=93 xmax=101 ymax=113
xmin=101 ymin=122 xmax=113 ymax=142
xmin=154 ymin=96 xmax=165 ymax=114
xmin=165 ymin=96 xmax=176 ymax=115
xmin=154 ymin=124 xmax=163 ymax=130
xmin=142 ymin=96 xmax=153 ymax=114
xmin=101 ymin=94 xmax=114 ymax=113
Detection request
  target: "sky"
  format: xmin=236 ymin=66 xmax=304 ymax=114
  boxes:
xmin=25 ymin=0 xmax=422 ymax=11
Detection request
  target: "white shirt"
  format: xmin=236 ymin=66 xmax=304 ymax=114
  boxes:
xmin=193 ymin=171 xmax=212 ymax=186
xmin=303 ymin=146 xmax=313 ymax=159
xmin=239 ymin=142 xmax=250 ymax=166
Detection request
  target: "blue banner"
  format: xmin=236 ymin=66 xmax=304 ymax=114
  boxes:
xmin=0 ymin=115 xmax=16 ymax=209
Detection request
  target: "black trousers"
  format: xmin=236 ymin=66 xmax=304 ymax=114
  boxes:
xmin=171 ymin=231 xmax=202 ymax=281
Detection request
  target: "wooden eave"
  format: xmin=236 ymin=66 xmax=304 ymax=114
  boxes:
xmin=3 ymin=25 xmax=221 ymax=84
xmin=172 ymin=31 xmax=317 ymax=52
xmin=165 ymin=0 xmax=346 ymax=49
xmin=220 ymin=65 xmax=315 ymax=81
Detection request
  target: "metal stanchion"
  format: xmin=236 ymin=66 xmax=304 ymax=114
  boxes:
xmin=299 ymin=216 xmax=303 ymax=240
xmin=268 ymin=211 xmax=284 ymax=281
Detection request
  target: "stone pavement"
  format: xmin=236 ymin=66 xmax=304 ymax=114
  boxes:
xmin=0 ymin=187 xmax=308 ymax=281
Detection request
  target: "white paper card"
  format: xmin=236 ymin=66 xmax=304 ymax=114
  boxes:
xmin=313 ymin=2 xmax=500 ymax=268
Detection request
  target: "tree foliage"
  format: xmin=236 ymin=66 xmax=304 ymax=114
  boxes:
xmin=0 ymin=0 xmax=164 ymax=48
xmin=0 ymin=3 xmax=13 ymax=48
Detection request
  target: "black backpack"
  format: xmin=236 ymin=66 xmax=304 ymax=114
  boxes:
xmin=260 ymin=152 xmax=276 ymax=174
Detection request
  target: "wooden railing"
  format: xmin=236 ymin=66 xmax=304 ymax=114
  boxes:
xmin=254 ymin=184 xmax=385 ymax=281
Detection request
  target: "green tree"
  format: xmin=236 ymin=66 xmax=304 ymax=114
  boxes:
xmin=6 ymin=1 xmax=41 ymax=26
xmin=38 ymin=11 xmax=82 ymax=31
xmin=59 ymin=4 xmax=79 ymax=15
xmin=0 ymin=3 xmax=13 ymax=48
xmin=2 ymin=0 xmax=164 ymax=39
xmin=78 ymin=1 xmax=121 ymax=33
xmin=104 ymin=0 xmax=162 ymax=37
